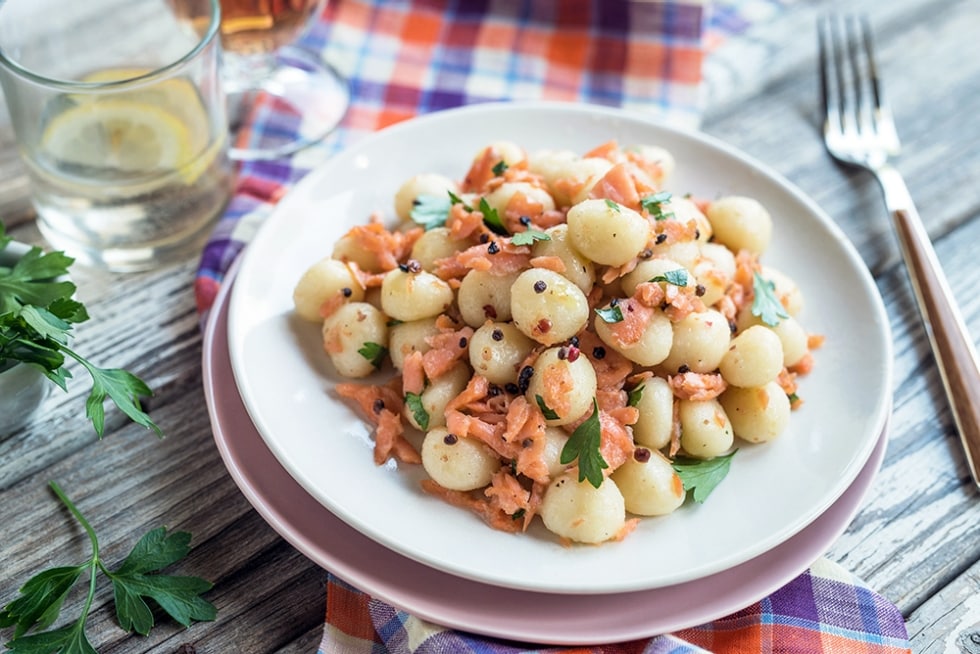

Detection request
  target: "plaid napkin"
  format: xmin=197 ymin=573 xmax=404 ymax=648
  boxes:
xmin=195 ymin=1 xmax=911 ymax=651
xmin=322 ymin=558 xmax=911 ymax=653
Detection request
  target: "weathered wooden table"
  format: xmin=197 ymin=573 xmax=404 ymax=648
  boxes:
xmin=2 ymin=0 xmax=978 ymax=651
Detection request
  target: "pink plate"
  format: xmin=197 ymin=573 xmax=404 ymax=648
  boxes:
xmin=203 ymin=277 xmax=888 ymax=646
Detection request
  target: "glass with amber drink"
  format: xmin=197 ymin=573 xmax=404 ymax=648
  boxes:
xmin=217 ymin=0 xmax=350 ymax=160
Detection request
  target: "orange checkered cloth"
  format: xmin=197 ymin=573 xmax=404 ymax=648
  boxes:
xmin=195 ymin=1 xmax=912 ymax=652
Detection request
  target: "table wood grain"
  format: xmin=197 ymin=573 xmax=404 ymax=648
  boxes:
xmin=2 ymin=0 xmax=978 ymax=652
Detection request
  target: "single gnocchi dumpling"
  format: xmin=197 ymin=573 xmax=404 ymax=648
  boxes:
xmin=510 ymin=268 xmax=589 ymax=345
xmin=735 ymin=308 xmax=809 ymax=368
xmin=532 ymin=155 xmax=613 ymax=207
xmin=720 ymin=381 xmax=791 ymax=444
xmin=410 ymin=227 xmax=468 ymax=272
xmin=540 ymin=472 xmax=627 ymax=544
xmin=619 ymin=258 xmax=694 ymax=297
xmin=468 ymin=321 xmax=535 ymax=385
xmin=593 ymin=299 xmax=673 ymax=367
xmin=380 ymin=265 xmax=454 ymax=322
xmin=482 ymin=181 xmax=556 ymax=220
xmin=566 ymin=198 xmax=650 ymax=266
xmin=706 ymin=196 xmax=772 ymax=255
xmin=631 ymin=376 xmax=674 ymax=451
xmin=332 ymin=233 xmax=384 ymax=273
xmin=612 ymin=447 xmax=686 ymax=516
xmin=664 ymin=196 xmax=712 ymax=243
xmin=473 ymin=140 xmax=527 ymax=170
xmin=405 ymin=363 xmax=471 ymax=431
xmin=321 ymin=302 xmax=388 ymax=378
xmin=693 ymin=242 xmax=736 ymax=307
xmin=292 ymin=257 xmax=364 ymax=322
xmin=540 ymin=427 xmax=571 ymax=478
xmin=532 ymin=224 xmax=595 ymax=294
xmin=457 ymin=269 xmax=520 ymax=327
xmin=660 ymin=309 xmax=732 ymax=374
xmin=719 ymin=325 xmax=784 ymax=388
xmin=679 ymin=398 xmax=734 ymax=459
xmin=626 ymin=143 xmax=675 ymax=187
xmin=525 ymin=346 xmax=597 ymax=426
xmin=421 ymin=427 xmax=500 ymax=491
xmin=387 ymin=317 xmax=441 ymax=370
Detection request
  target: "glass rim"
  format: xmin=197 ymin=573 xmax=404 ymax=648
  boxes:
xmin=0 ymin=0 xmax=221 ymax=91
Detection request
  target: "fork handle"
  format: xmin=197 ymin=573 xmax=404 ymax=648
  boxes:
xmin=878 ymin=165 xmax=980 ymax=490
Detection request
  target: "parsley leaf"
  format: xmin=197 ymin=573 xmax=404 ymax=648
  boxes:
xmin=627 ymin=384 xmax=645 ymax=408
xmin=404 ymin=392 xmax=429 ymax=431
xmin=0 ymin=228 xmax=160 ymax=438
xmin=671 ymin=450 xmax=737 ymax=503
xmin=357 ymin=342 xmax=387 ymax=369
xmin=594 ymin=305 xmax=624 ymax=324
xmin=0 ymin=482 xmax=215 ymax=651
xmin=560 ymin=399 xmax=608 ymax=488
xmin=604 ymin=199 xmax=621 ymax=212
xmin=650 ymin=269 xmax=689 ymax=287
xmin=640 ymin=191 xmax=675 ymax=221
xmin=408 ymin=194 xmax=452 ymax=230
xmin=479 ymin=198 xmax=508 ymax=235
xmin=751 ymin=271 xmax=789 ymax=326
xmin=107 ymin=529 xmax=215 ymax=636
xmin=510 ymin=229 xmax=550 ymax=246
xmin=491 ymin=161 xmax=508 ymax=176
xmin=534 ymin=394 xmax=560 ymax=420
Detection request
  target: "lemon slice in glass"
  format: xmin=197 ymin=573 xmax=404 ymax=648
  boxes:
xmin=40 ymin=100 xmax=193 ymax=173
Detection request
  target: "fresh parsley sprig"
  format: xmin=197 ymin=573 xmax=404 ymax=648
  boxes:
xmin=640 ymin=191 xmax=675 ymax=221
xmin=0 ymin=481 xmax=216 ymax=653
xmin=0 ymin=227 xmax=160 ymax=438
xmin=357 ymin=342 xmax=387 ymax=369
xmin=751 ymin=271 xmax=789 ymax=326
xmin=560 ymin=399 xmax=608 ymax=488
xmin=671 ymin=450 xmax=737 ymax=503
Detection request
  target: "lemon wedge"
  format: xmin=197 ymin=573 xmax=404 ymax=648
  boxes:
xmin=40 ymin=100 xmax=193 ymax=172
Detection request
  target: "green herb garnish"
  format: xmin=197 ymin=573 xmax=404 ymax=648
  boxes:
xmin=0 ymin=226 xmax=160 ymax=438
xmin=491 ymin=161 xmax=508 ymax=177
xmin=357 ymin=342 xmax=387 ymax=369
xmin=534 ymin=394 xmax=560 ymax=420
xmin=650 ymin=269 xmax=689 ymax=287
xmin=0 ymin=481 xmax=215 ymax=650
xmin=640 ymin=191 xmax=674 ymax=221
xmin=404 ymin=392 xmax=429 ymax=431
xmin=594 ymin=304 xmax=624 ymax=324
xmin=751 ymin=271 xmax=789 ymax=326
xmin=671 ymin=450 xmax=737 ymax=503
xmin=479 ymin=198 xmax=508 ymax=235
xmin=511 ymin=229 xmax=550 ymax=246
xmin=409 ymin=194 xmax=452 ymax=230
xmin=560 ymin=399 xmax=607 ymax=488
xmin=604 ymin=199 xmax=621 ymax=212
xmin=627 ymin=384 xmax=645 ymax=408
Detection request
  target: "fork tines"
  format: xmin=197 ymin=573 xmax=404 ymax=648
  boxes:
xmin=817 ymin=14 xmax=898 ymax=151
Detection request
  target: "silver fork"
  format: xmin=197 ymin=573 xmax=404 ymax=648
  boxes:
xmin=818 ymin=14 xmax=980 ymax=490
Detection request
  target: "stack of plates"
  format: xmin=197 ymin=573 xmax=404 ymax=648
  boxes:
xmin=202 ymin=103 xmax=893 ymax=645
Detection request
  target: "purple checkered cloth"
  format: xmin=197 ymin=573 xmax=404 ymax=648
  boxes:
xmin=322 ymin=558 xmax=910 ymax=653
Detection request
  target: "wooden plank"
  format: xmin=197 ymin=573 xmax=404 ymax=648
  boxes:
xmin=907 ymin=557 xmax=980 ymax=654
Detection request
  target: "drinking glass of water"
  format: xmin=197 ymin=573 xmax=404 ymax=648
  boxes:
xmin=216 ymin=0 xmax=350 ymax=161
xmin=0 ymin=0 xmax=233 ymax=272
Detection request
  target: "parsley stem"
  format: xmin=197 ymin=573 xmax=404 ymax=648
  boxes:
xmin=48 ymin=481 xmax=102 ymax=631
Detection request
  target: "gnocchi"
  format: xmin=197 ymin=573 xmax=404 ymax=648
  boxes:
xmin=296 ymin=138 xmax=819 ymax=545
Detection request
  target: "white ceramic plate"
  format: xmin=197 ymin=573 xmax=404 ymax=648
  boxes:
xmin=227 ymin=102 xmax=892 ymax=595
